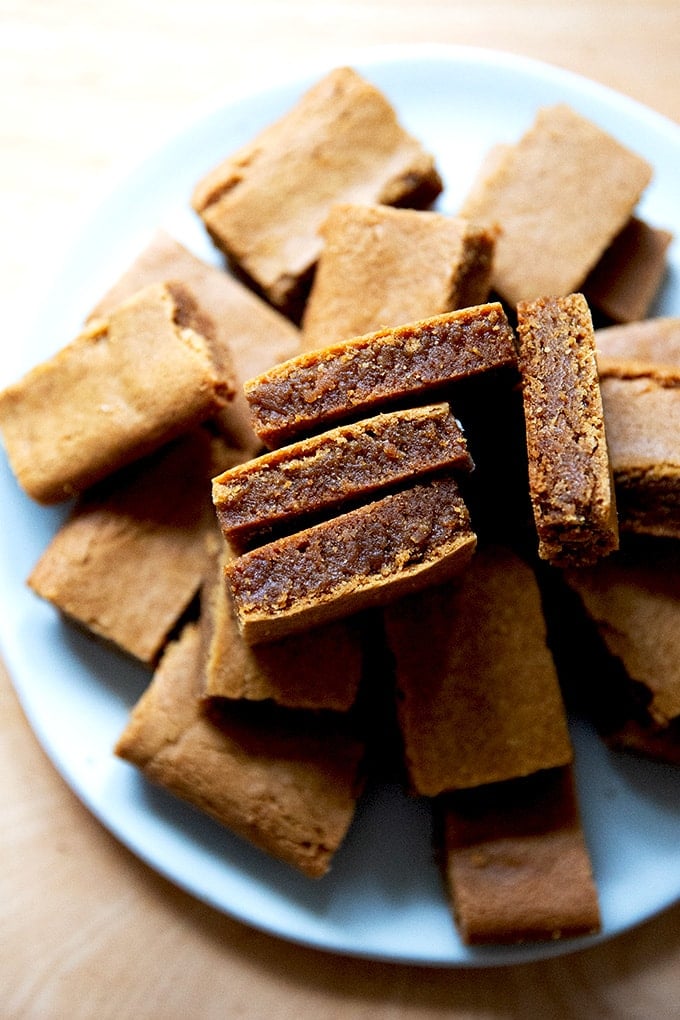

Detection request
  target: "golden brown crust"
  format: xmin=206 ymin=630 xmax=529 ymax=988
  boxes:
xmin=300 ymin=204 xmax=496 ymax=350
xmin=563 ymin=540 xmax=680 ymax=726
xmin=201 ymin=545 xmax=364 ymax=710
xmin=439 ymin=767 xmax=601 ymax=944
xmin=385 ymin=545 xmax=572 ymax=796
xmin=27 ymin=431 xmax=243 ymax=664
xmin=600 ymin=372 xmax=680 ymax=538
xmin=192 ymin=67 xmax=442 ymax=316
xmin=0 ymin=282 xmax=234 ymax=503
xmin=461 ymin=104 xmax=652 ymax=305
xmin=115 ymin=623 xmax=366 ymax=878
xmin=88 ymin=229 xmax=302 ymax=454
xmin=517 ymin=293 xmax=619 ymax=566
xmin=596 ymin=316 xmax=680 ymax=377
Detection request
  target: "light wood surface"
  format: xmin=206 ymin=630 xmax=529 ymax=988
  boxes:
xmin=2 ymin=3 xmax=680 ymax=1017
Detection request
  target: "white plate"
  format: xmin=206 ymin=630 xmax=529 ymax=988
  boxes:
xmin=1 ymin=45 xmax=679 ymax=967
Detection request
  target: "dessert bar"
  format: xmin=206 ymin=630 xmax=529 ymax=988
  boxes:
xmin=516 ymin=293 xmax=619 ymax=566
xmin=245 ymin=303 xmax=517 ymax=448
xmin=212 ymin=403 xmax=472 ymax=550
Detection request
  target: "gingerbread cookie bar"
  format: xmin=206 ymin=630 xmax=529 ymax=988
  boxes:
xmin=599 ymin=369 xmax=680 ymax=538
xmin=596 ymin=316 xmax=680 ymax=376
xmin=300 ymin=204 xmax=495 ymax=350
xmin=227 ymin=474 xmax=476 ymax=644
xmin=516 ymin=293 xmax=619 ymax=566
xmin=245 ymin=303 xmax=517 ymax=448
xmin=0 ymin=281 xmax=233 ymax=504
xmin=88 ymin=229 xmax=301 ymax=454
xmin=563 ymin=538 xmax=680 ymax=728
xmin=115 ymin=623 xmax=366 ymax=878
xmin=461 ymin=104 xmax=652 ymax=305
xmin=202 ymin=547 xmax=364 ymax=711
xmin=27 ymin=429 xmax=242 ymax=664
xmin=583 ymin=216 xmax=673 ymax=324
xmin=213 ymin=403 xmax=472 ymax=551
xmin=192 ymin=67 xmax=442 ymax=318
xmin=384 ymin=545 xmax=572 ymax=796
xmin=438 ymin=766 xmax=600 ymax=944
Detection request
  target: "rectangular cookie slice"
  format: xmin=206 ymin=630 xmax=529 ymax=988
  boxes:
xmin=27 ymin=429 xmax=243 ymax=665
xmin=202 ymin=546 xmax=364 ymax=711
xmin=300 ymin=204 xmax=495 ymax=350
xmin=516 ymin=293 xmax=619 ymax=566
xmin=192 ymin=67 xmax=442 ymax=319
xmin=115 ymin=622 xmax=366 ymax=878
xmin=87 ymin=229 xmax=302 ymax=454
xmin=0 ymin=281 xmax=233 ymax=504
xmin=245 ymin=302 xmax=517 ymax=448
xmin=563 ymin=537 xmax=680 ymax=728
xmin=596 ymin=316 xmax=680 ymax=376
xmin=583 ymin=216 xmax=673 ymax=324
xmin=212 ymin=403 xmax=472 ymax=550
xmin=438 ymin=766 xmax=601 ymax=945
xmin=383 ymin=544 xmax=572 ymax=796
xmin=599 ymin=370 xmax=680 ymax=538
xmin=460 ymin=104 xmax=652 ymax=305
xmin=227 ymin=474 xmax=477 ymax=644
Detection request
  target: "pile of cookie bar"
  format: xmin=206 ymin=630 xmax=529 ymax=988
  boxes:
xmin=1 ymin=67 xmax=678 ymax=946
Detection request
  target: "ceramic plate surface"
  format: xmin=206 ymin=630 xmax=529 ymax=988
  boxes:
xmin=1 ymin=45 xmax=679 ymax=966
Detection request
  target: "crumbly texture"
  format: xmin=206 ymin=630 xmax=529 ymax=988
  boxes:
xmin=384 ymin=544 xmax=572 ymax=796
xmin=563 ymin=539 xmax=680 ymax=726
xmin=115 ymin=623 xmax=366 ymax=878
xmin=461 ymin=104 xmax=652 ymax=305
xmin=245 ymin=303 xmax=517 ymax=448
xmin=201 ymin=546 xmax=364 ymax=710
xmin=88 ymin=229 xmax=302 ymax=454
xmin=600 ymin=370 xmax=680 ymax=538
xmin=27 ymin=430 xmax=243 ymax=664
xmin=439 ymin=767 xmax=601 ymax=945
xmin=583 ymin=216 xmax=673 ymax=324
xmin=300 ymin=204 xmax=496 ymax=350
xmin=0 ymin=281 xmax=233 ymax=503
xmin=227 ymin=474 xmax=476 ymax=644
xmin=212 ymin=403 xmax=472 ymax=550
xmin=596 ymin=317 xmax=680 ymax=376
xmin=192 ymin=67 xmax=442 ymax=317
xmin=516 ymin=293 xmax=619 ymax=566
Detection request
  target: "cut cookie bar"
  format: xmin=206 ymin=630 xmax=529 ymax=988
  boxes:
xmin=227 ymin=474 xmax=476 ymax=644
xmin=563 ymin=538 xmax=680 ymax=728
xmin=595 ymin=316 xmax=680 ymax=376
xmin=384 ymin=544 xmax=572 ymax=796
xmin=115 ymin=622 xmax=366 ymax=878
xmin=461 ymin=104 xmax=652 ymax=305
xmin=599 ymin=369 xmax=680 ymax=538
xmin=516 ymin=293 xmax=619 ymax=566
xmin=300 ymin=204 xmax=495 ymax=350
xmin=88 ymin=230 xmax=302 ymax=453
xmin=27 ymin=429 xmax=242 ymax=665
xmin=0 ymin=281 xmax=233 ymax=503
xmin=245 ymin=303 xmax=517 ymax=449
xmin=583 ymin=216 xmax=673 ymax=324
xmin=192 ymin=67 xmax=442 ymax=318
xmin=202 ymin=546 xmax=364 ymax=711
xmin=212 ymin=403 xmax=472 ymax=550
xmin=438 ymin=766 xmax=600 ymax=945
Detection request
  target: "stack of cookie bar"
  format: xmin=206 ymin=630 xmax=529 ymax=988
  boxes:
xmin=0 ymin=66 xmax=677 ymax=945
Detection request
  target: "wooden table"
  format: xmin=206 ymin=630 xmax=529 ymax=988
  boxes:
xmin=2 ymin=3 xmax=680 ymax=1016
